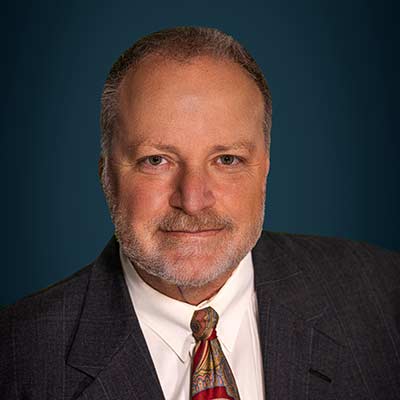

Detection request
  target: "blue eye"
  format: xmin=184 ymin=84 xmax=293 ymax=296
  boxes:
xmin=144 ymin=155 xmax=167 ymax=166
xmin=218 ymin=155 xmax=240 ymax=165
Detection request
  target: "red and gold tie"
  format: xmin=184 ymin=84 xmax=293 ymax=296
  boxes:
xmin=190 ymin=307 xmax=241 ymax=400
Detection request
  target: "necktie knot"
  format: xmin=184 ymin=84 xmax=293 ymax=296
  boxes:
xmin=190 ymin=306 xmax=219 ymax=341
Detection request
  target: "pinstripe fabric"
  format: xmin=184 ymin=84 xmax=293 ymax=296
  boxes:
xmin=0 ymin=232 xmax=399 ymax=399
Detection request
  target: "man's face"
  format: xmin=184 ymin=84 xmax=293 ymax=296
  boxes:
xmin=103 ymin=56 xmax=269 ymax=287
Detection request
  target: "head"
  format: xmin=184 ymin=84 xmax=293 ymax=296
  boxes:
xmin=100 ymin=27 xmax=272 ymax=288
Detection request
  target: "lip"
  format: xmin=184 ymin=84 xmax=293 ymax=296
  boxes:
xmin=160 ymin=229 xmax=223 ymax=237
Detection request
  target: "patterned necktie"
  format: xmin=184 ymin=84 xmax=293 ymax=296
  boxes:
xmin=190 ymin=307 xmax=241 ymax=400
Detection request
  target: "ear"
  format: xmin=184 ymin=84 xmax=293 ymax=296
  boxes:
xmin=264 ymin=154 xmax=270 ymax=179
xmin=265 ymin=156 xmax=270 ymax=175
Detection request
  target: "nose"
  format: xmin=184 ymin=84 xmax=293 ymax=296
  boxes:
xmin=169 ymin=167 xmax=216 ymax=215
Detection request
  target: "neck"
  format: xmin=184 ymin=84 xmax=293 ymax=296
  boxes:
xmin=133 ymin=266 xmax=234 ymax=305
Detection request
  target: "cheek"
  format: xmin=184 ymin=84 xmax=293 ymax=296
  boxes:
xmin=116 ymin=175 xmax=171 ymax=222
xmin=214 ymin=176 xmax=265 ymax=220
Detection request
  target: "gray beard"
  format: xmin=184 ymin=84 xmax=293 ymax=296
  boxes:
xmin=102 ymin=166 xmax=265 ymax=288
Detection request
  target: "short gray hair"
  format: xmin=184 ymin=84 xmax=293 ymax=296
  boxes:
xmin=100 ymin=26 xmax=272 ymax=156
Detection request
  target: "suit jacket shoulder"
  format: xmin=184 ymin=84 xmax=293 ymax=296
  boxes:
xmin=0 ymin=262 xmax=93 ymax=397
xmin=252 ymin=231 xmax=400 ymax=400
xmin=254 ymin=231 xmax=400 ymax=291
xmin=254 ymin=231 xmax=400 ymax=319
xmin=0 ymin=237 xmax=164 ymax=400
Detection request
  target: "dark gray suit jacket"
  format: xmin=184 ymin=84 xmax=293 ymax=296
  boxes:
xmin=1 ymin=231 xmax=400 ymax=399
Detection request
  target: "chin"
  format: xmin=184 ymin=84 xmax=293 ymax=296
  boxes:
xmin=118 ymin=220 xmax=261 ymax=287
xmin=147 ymin=250 xmax=239 ymax=288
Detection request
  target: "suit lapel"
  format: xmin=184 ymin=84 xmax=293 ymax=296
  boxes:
xmin=66 ymin=237 xmax=165 ymax=400
xmin=253 ymin=233 xmax=343 ymax=400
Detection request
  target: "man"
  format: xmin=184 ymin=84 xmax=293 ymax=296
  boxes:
xmin=0 ymin=26 xmax=399 ymax=400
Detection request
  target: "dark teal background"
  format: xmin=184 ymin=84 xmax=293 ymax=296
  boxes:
xmin=1 ymin=0 xmax=399 ymax=305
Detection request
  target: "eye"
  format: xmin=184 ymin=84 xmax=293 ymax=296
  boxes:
xmin=143 ymin=155 xmax=167 ymax=166
xmin=217 ymin=155 xmax=241 ymax=166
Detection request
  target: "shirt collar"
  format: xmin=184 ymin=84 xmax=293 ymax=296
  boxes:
xmin=120 ymin=247 xmax=255 ymax=363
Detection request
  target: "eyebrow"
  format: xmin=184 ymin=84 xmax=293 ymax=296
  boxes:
xmin=130 ymin=140 xmax=257 ymax=153
xmin=210 ymin=141 xmax=257 ymax=152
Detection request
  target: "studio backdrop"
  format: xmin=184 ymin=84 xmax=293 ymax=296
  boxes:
xmin=1 ymin=0 xmax=399 ymax=305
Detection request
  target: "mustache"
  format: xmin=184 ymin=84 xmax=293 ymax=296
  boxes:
xmin=156 ymin=210 xmax=234 ymax=232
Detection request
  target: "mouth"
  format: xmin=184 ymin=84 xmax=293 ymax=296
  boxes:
xmin=160 ymin=228 xmax=224 ymax=237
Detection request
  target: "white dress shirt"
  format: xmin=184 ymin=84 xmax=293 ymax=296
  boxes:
xmin=120 ymin=248 xmax=265 ymax=400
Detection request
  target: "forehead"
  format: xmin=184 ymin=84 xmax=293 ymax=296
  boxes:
xmin=117 ymin=55 xmax=264 ymax=148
